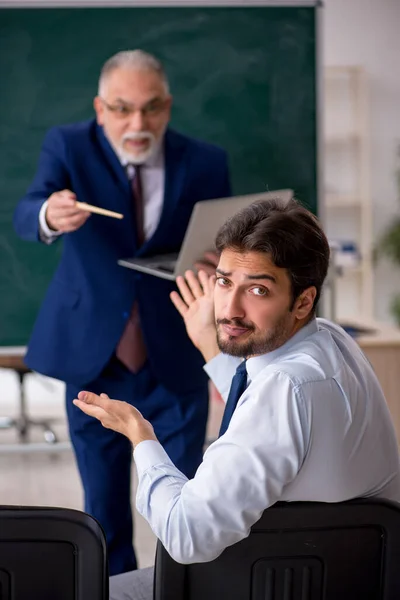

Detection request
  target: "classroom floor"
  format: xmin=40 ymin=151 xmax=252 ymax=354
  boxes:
xmin=0 ymin=368 xmax=224 ymax=568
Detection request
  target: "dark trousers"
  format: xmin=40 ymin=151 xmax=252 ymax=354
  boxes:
xmin=65 ymin=356 xmax=209 ymax=576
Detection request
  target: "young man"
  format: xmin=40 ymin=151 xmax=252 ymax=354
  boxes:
xmin=74 ymin=198 xmax=400 ymax=599
xmin=13 ymin=49 xmax=231 ymax=575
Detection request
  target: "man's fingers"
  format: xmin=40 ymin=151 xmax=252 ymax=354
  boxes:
xmin=73 ymin=391 xmax=114 ymax=425
xmin=203 ymin=250 xmax=219 ymax=267
xmin=49 ymin=197 xmax=77 ymax=210
xmin=65 ymin=212 xmax=91 ymax=227
xmin=54 ymin=207 xmax=85 ymax=217
xmin=175 ymin=275 xmax=195 ymax=306
xmin=184 ymin=270 xmax=204 ymax=299
xmin=51 ymin=207 xmax=89 ymax=220
xmin=194 ymin=261 xmax=216 ymax=277
xmin=76 ymin=390 xmax=109 ymax=409
xmin=199 ymin=270 xmax=215 ymax=294
xmin=194 ymin=250 xmax=219 ymax=274
xmin=209 ymin=274 xmax=217 ymax=293
xmin=60 ymin=190 xmax=77 ymax=202
xmin=73 ymin=398 xmax=107 ymax=421
xmin=170 ymin=291 xmax=189 ymax=317
xmin=56 ymin=212 xmax=91 ymax=233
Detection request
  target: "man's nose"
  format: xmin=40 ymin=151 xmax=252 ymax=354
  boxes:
xmin=129 ymin=109 xmax=146 ymax=131
xmin=224 ymin=292 xmax=245 ymax=321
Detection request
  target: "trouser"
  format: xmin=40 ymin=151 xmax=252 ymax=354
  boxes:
xmin=109 ymin=567 xmax=154 ymax=600
xmin=66 ymin=355 xmax=209 ymax=576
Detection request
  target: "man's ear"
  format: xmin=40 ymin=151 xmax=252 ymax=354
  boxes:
xmin=294 ymin=286 xmax=317 ymax=320
xmin=93 ymin=96 xmax=104 ymax=125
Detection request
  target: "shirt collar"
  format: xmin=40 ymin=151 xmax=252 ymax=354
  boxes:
xmin=245 ymin=318 xmax=318 ymax=383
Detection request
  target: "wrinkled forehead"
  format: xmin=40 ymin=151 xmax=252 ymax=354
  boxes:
xmin=217 ymin=249 xmax=290 ymax=288
xmin=101 ymin=67 xmax=168 ymax=103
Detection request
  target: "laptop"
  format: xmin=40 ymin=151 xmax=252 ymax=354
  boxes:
xmin=118 ymin=189 xmax=293 ymax=281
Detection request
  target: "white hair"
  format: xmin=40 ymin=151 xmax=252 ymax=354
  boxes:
xmin=98 ymin=50 xmax=170 ymax=96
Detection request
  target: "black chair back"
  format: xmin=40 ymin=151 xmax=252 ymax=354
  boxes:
xmin=154 ymin=499 xmax=400 ymax=600
xmin=0 ymin=506 xmax=108 ymax=599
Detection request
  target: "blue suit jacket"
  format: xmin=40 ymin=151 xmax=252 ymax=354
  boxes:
xmin=14 ymin=119 xmax=231 ymax=391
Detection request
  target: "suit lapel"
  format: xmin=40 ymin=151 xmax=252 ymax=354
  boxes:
xmin=95 ymin=123 xmax=131 ymax=197
xmin=139 ymin=129 xmax=188 ymax=254
xmin=92 ymin=122 xmax=144 ymax=250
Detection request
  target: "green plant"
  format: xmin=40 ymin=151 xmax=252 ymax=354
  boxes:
xmin=376 ymin=146 xmax=400 ymax=324
xmin=391 ymin=295 xmax=400 ymax=326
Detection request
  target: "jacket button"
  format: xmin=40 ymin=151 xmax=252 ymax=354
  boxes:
xmin=123 ymin=311 xmax=129 ymax=319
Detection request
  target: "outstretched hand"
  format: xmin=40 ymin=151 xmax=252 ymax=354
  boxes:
xmin=73 ymin=391 xmax=157 ymax=448
xmin=170 ymin=269 xmax=220 ymax=362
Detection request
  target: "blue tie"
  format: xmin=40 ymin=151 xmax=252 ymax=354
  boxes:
xmin=218 ymin=361 xmax=248 ymax=437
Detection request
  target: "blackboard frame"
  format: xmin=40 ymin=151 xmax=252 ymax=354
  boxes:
xmin=0 ymin=1 xmax=323 ymax=346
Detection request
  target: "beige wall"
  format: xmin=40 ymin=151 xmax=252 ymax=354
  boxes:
xmin=324 ymin=0 xmax=400 ymax=323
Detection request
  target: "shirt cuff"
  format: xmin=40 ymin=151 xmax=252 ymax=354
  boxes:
xmin=203 ymin=353 xmax=242 ymax=402
xmin=39 ymin=200 xmax=63 ymax=242
xmin=133 ymin=440 xmax=175 ymax=477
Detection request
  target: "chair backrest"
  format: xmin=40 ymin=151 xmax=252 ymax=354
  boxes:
xmin=154 ymin=498 xmax=400 ymax=600
xmin=0 ymin=505 xmax=108 ymax=600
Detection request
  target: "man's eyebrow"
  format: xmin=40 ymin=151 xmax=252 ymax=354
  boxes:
xmin=216 ymin=268 xmax=277 ymax=284
xmin=246 ymin=273 xmax=277 ymax=283
xmin=114 ymin=96 xmax=161 ymax=106
xmin=216 ymin=268 xmax=231 ymax=277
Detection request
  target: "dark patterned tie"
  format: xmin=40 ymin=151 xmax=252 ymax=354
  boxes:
xmin=116 ymin=164 xmax=147 ymax=373
xmin=131 ymin=164 xmax=145 ymax=246
xmin=218 ymin=361 xmax=248 ymax=437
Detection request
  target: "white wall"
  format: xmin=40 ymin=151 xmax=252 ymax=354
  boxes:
xmin=324 ymin=0 xmax=400 ymax=323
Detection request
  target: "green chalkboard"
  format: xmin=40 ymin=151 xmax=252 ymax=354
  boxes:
xmin=0 ymin=6 xmax=318 ymax=346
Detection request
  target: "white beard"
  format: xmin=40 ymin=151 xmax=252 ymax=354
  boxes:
xmin=118 ymin=131 xmax=157 ymax=164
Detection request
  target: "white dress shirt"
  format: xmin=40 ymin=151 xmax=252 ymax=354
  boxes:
xmin=39 ymin=144 xmax=165 ymax=243
xmin=134 ymin=318 xmax=400 ymax=564
xmin=122 ymin=147 xmax=164 ymax=241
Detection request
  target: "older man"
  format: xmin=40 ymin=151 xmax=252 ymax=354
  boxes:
xmin=74 ymin=198 xmax=400 ymax=599
xmin=13 ymin=49 xmax=231 ymax=575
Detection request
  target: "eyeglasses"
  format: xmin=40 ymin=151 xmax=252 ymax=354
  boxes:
xmin=100 ymin=97 xmax=168 ymax=119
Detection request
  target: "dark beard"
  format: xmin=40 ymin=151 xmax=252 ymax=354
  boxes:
xmin=216 ymin=315 xmax=291 ymax=358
